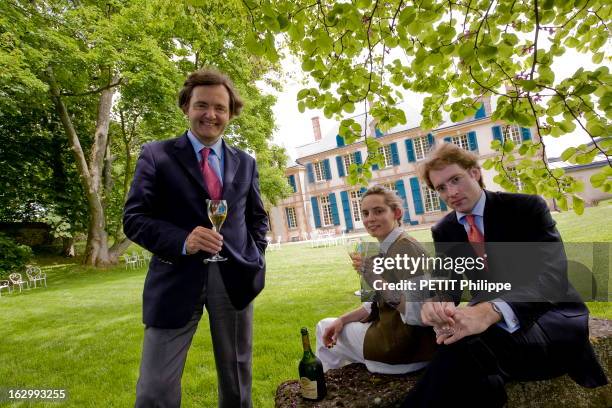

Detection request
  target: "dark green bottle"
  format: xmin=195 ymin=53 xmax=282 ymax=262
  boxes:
xmin=298 ymin=327 xmax=327 ymax=401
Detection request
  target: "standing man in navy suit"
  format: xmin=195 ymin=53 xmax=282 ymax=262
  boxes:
xmin=124 ymin=69 xmax=268 ymax=408
xmin=401 ymin=143 xmax=606 ymax=407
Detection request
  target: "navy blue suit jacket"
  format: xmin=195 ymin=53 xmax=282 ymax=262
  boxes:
xmin=123 ymin=132 xmax=268 ymax=329
xmin=431 ymin=190 xmax=607 ymax=387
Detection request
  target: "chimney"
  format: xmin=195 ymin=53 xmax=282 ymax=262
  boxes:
xmin=311 ymin=116 xmax=322 ymax=141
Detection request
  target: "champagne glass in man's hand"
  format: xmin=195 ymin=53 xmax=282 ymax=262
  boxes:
xmin=203 ymin=199 xmax=228 ymax=264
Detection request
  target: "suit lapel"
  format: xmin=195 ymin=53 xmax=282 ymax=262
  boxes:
xmin=171 ymin=132 xmax=208 ymax=196
xmin=222 ymin=140 xmax=240 ymax=200
xmin=447 ymin=212 xmax=468 ymax=242
xmin=483 ymin=190 xmax=501 ymax=242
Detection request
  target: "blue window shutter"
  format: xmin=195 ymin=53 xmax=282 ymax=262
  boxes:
xmin=439 ymin=198 xmax=447 ymax=211
xmin=390 ymin=143 xmax=400 ymax=166
xmin=372 ymin=163 xmax=379 ymax=171
xmin=520 ymin=127 xmax=532 ymax=141
xmin=285 ymin=207 xmax=291 ymax=227
xmin=340 ymin=191 xmax=353 ymax=231
xmin=492 ymin=126 xmax=503 ymax=144
xmin=324 ymin=159 xmax=332 ymax=180
xmin=394 ymin=180 xmax=412 ymax=224
xmin=336 ymin=134 xmax=345 ymax=147
xmin=311 ymin=197 xmax=321 ymax=228
xmin=405 ymin=139 xmax=416 ymax=162
xmin=427 ymin=133 xmax=435 ymax=148
xmin=474 ymin=103 xmax=486 ymax=119
xmin=410 ymin=177 xmax=424 ymax=215
xmin=288 ymin=175 xmax=297 ymax=192
xmin=306 ymin=163 xmax=314 ymax=183
xmin=375 ymin=128 xmax=384 ymax=137
xmin=329 ymin=192 xmax=340 ymax=226
xmin=468 ymin=131 xmax=478 ymax=151
xmin=444 ymin=136 xmax=452 ymax=143
xmin=354 ymin=151 xmax=362 ymax=165
xmin=336 ymin=156 xmax=345 ymax=177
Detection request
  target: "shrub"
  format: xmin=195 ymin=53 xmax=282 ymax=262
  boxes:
xmin=0 ymin=233 xmax=33 ymax=279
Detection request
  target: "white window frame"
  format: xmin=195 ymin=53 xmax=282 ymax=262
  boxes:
xmin=380 ymin=182 xmax=396 ymax=192
xmin=450 ymin=134 xmax=470 ymax=151
xmin=377 ymin=145 xmax=393 ymax=168
xmin=314 ymin=161 xmax=326 ymax=182
xmin=422 ymin=185 xmax=441 ymax=213
xmin=349 ymin=190 xmax=362 ymax=222
xmin=319 ymin=195 xmax=333 ymax=226
xmin=286 ymin=207 xmax=297 ymax=229
xmin=343 ymin=153 xmax=356 ymax=175
xmin=503 ymin=125 xmax=522 ymax=145
xmin=413 ymin=136 xmax=429 ymax=160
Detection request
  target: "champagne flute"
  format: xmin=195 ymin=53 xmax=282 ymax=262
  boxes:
xmin=204 ymin=199 xmax=228 ymax=264
xmin=345 ymin=239 xmax=363 ymax=296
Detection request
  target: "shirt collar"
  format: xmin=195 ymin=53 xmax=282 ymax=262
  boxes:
xmin=380 ymin=227 xmax=403 ymax=254
xmin=186 ymin=130 xmax=223 ymax=159
xmin=456 ymin=190 xmax=486 ymax=222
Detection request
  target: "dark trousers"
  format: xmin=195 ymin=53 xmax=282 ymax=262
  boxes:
xmin=134 ymin=263 xmax=254 ymax=408
xmin=402 ymin=322 xmax=567 ymax=408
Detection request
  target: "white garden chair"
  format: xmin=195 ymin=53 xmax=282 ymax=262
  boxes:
xmin=123 ymin=254 xmax=137 ymax=269
xmin=25 ymin=265 xmax=47 ymax=288
xmin=0 ymin=280 xmax=11 ymax=297
xmin=132 ymin=252 xmax=145 ymax=267
xmin=309 ymin=231 xmax=321 ymax=248
xmin=266 ymin=236 xmax=274 ymax=250
xmin=272 ymin=236 xmax=282 ymax=250
xmin=8 ymin=272 xmax=29 ymax=293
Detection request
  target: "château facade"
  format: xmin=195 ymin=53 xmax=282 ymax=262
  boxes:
xmin=268 ymin=100 xmax=537 ymax=243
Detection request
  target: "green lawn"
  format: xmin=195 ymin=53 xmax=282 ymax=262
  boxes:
xmin=1 ymin=203 xmax=611 ymax=407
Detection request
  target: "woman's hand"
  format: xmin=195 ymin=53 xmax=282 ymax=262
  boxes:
xmin=322 ymin=318 xmax=344 ymax=348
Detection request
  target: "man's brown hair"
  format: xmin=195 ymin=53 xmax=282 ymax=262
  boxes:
xmin=418 ymin=142 xmax=485 ymax=189
xmin=178 ymin=68 xmax=244 ymax=117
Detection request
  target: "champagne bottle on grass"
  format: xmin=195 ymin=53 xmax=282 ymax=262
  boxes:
xmin=298 ymin=327 xmax=327 ymax=401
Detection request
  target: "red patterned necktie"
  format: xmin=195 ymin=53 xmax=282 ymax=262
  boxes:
xmin=465 ymin=214 xmax=487 ymax=266
xmin=200 ymin=147 xmax=222 ymax=200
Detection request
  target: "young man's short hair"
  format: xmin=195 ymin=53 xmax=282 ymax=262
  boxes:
xmin=418 ymin=143 xmax=485 ymax=189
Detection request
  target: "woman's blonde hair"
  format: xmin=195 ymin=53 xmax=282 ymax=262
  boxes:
xmin=360 ymin=185 xmax=404 ymax=226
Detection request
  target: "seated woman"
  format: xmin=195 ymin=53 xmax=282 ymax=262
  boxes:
xmin=316 ymin=185 xmax=437 ymax=374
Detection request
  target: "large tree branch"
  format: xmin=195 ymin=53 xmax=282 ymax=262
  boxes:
xmin=89 ymin=72 xmax=119 ymax=196
xmin=46 ymin=66 xmax=92 ymax=193
xmin=60 ymin=79 xmax=122 ymax=97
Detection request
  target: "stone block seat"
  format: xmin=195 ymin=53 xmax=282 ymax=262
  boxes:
xmin=276 ymin=318 xmax=611 ymax=408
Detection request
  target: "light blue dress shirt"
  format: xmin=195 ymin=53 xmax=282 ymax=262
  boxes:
xmin=182 ymin=131 xmax=225 ymax=255
xmin=455 ymin=191 xmax=520 ymax=333
xmin=187 ymin=130 xmax=224 ymax=185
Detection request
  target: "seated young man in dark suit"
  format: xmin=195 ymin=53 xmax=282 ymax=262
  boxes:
xmin=401 ymin=143 xmax=607 ymax=408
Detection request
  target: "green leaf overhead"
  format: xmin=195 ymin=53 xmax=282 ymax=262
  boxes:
xmin=242 ymin=0 xmax=610 ymax=212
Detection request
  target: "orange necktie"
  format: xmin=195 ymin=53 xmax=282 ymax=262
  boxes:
xmin=465 ymin=214 xmax=487 ymax=265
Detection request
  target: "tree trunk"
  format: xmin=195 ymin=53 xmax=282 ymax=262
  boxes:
xmin=47 ymin=67 xmax=122 ymax=266
xmin=61 ymin=237 xmax=75 ymax=257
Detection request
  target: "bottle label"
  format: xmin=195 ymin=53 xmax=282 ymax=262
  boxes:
xmin=299 ymin=377 xmax=318 ymax=399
